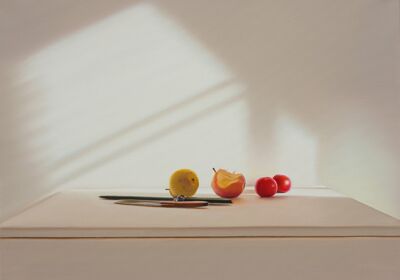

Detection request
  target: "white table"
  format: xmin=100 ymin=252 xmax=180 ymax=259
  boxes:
xmin=1 ymin=187 xmax=399 ymax=280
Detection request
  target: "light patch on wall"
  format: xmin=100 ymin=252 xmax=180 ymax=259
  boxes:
xmin=274 ymin=114 xmax=318 ymax=185
xmin=19 ymin=2 xmax=248 ymax=189
xmin=320 ymin=125 xmax=400 ymax=218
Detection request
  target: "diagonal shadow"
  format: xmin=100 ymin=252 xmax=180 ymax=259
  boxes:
xmin=49 ymin=79 xmax=235 ymax=172
xmin=51 ymin=91 xmax=244 ymax=187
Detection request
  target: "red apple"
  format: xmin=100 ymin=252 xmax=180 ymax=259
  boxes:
xmin=255 ymin=177 xmax=277 ymax=197
xmin=273 ymin=174 xmax=291 ymax=193
xmin=211 ymin=169 xmax=246 ymax=198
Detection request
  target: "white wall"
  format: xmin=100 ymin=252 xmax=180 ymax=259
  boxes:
xmin=1 ymin=0 xmax=399 ymax=220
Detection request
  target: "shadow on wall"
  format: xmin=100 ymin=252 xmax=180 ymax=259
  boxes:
xmin=1 ymin=0 xmax=138 ymax=61
xmin=49 ymin=81 xmax=244 ymax=187
xmin=0 ymin=0 xmax=139 ymax=220
xmin=48 ymin=80 xmax=236 ymax=173
xmin=1 ymin=0 xmax=399 ymax=219
xmin=1 ymin=0 xmax=247 ymax=220
xmin=155 ymin=0 xmax=400 ymax=216
xmin=0 ymin=68 xmax=50 ymax=220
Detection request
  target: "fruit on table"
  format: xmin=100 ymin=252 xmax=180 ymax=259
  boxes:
xmin=211 ymin=168 xmax=246 ymax=198
xmin=255 ymin=177 xmax=278 ymax=197
xmin=169 ymin=169 xmax=199 ymax=198
xmin=273 ymin=174 xmax=291 ymax=193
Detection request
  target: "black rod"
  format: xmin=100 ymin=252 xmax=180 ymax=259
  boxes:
xmin=99 ymin=195 xmax=232 ymax=204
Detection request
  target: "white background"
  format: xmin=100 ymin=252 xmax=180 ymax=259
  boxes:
xmin=0 ymin=0 xmax=399 ymax=220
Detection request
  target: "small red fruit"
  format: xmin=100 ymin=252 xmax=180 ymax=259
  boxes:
xmin=255 ymin=177 xmax=277 ymax=197
xmin=273 ymin=174 xmax=291 ymax=193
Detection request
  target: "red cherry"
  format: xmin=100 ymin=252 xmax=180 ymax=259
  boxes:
xmin=273 ymin=174 xmax=291 ymax=193
xmin=255 ymin=177 xmax=277 ymax=197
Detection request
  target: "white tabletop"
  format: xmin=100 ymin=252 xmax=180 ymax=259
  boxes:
xmin=1 ymin=187 xmax=399 ymax=238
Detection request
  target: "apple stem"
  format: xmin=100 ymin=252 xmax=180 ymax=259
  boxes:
xmin=212 ymin=168 xmax=217 ymax=173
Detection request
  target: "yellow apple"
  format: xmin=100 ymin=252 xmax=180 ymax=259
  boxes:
xmin=169 ymin=169 xmax=199 ymax=198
